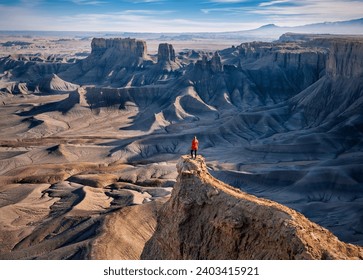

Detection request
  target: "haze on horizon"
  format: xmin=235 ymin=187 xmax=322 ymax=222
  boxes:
xmin=0 ymin=0 xmax=363 ymax=33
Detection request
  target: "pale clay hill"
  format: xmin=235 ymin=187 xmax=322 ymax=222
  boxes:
xmin=0 ymin=34 xmax=363 ymax=259
xmin=142 ymin=156 xmax=363 ymax=260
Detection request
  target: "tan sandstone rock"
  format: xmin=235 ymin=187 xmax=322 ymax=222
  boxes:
xmin=142 ymin=155 xmax=363 ymax=260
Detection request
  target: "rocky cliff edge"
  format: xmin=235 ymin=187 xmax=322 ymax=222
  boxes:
xmin=141 ymin=155 xmax=363 ymax=260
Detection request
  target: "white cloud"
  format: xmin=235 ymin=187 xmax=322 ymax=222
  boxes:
xmin=122 ymin=9 xmax=174 ymax=15
xmin=0 ymin=4 xmax=175 ymax=32
xmin=251 ymin=0 xmax=363 ymax=26
xmin=201 ymin=7 xmax=246 ymax=14
xmin=203 ymin=0 xmax=363 ymax=27
xmin=0 ymin=5 xmax=54 ymax=30
xmin=0 ymin=2 xmax=257 ymax=33
xmin=55 ymin=11 xmax=257 ymax=32
xmin=259 ymin=0 xmax=289 ymax=7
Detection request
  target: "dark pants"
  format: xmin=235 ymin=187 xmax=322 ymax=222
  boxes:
xmin=191 ymin=149 xmax=197 ymax=158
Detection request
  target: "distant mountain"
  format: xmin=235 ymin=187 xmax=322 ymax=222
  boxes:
xmin=149 ymin=18 xmax=363 ymax=42
xmin=255 ymin=23 xmax=279 ymax=30
xmin=304 ymin=17 xmax=363 ymax=28
xmin=229 ymin=18 xmax=363 ymax=41
xmin=290 ymin=17 xmax=363 ymax=34
xmin=1 ymin=18 xmax=361 ymax=43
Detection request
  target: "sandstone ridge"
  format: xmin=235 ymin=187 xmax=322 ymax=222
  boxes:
xmin=142 ymin=155 xmax=363 ymax=260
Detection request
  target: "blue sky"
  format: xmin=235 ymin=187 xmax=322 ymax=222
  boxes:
xmin=0 ymin=0 xmax=362 ymax=32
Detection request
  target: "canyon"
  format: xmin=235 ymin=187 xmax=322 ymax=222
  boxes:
xmin=0 ymin=33 xmax=362 ymax=259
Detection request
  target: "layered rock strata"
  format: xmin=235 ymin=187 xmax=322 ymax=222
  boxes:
xmin=141 ymin=156 xmax=363 ymax=260
xmin=91 ymin=38 xmax=148 ymax=58
xmin=157 ymin=43 xmax=176 ymax=63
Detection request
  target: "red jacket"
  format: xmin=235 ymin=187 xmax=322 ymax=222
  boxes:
xmin=191 ymin=138 xmax=199 ymax=150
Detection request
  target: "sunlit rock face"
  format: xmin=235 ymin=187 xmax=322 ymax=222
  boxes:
xmin=157 ymin=43 xmax=176 ymax=63
xmin=91 ymin=37 xmax=148 ymax=58
xmin=141 ymin=156 xmax=363 ymax=260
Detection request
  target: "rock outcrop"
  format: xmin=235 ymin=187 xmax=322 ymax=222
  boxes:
xmin=156 ymin=43 xmax=180 ymax=72
xmin=232 ymin=41 xmax=327 ymax=95
xmin=157 ymin=43 xmax=176 ymax=63
xmin=195 ymin=52 xmax=223 ymax=73
xmin=326 ymin=39 xmax=363 ymax=78
xmin=91 ymin=38 xmax=148 ymax=59
xmin=141 ymin=156 xmax=363 ymax=260
xmin=58 ymin=37 xmax=153 ymax=86
xmin=38 ymin=74 xmax=79 ymax=94
xmin=209 ymin=51 xmax=223 ymax=73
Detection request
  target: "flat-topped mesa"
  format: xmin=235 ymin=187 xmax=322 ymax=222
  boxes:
xmin=141 ymin=155 xmax=363 ymax=260
xmin=91 ymin=38 xmax=148 ymax=58
xmin=281 ymin=34 xmax=363 ymax=78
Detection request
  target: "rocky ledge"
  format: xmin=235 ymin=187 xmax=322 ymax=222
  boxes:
xmin=141 ymin=155 xmax=363 ymax=260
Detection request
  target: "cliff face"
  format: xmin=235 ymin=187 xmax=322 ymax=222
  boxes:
xmin=235 ymin=41 xmax=327 ymax=95
xmin=286 ymin=37 xmax=363 ymax=126
xmin=141 ymin=156 xmax=363 ymax=260
xmin=91 ymin=38 xmax=148 ymax=58
xmin=326 ymin=39 xmax=363 ymax=78
xmin=273 ymin=34 xmax=363 ymax=79
xmin=58 ymin=38 xmax=153 ymax=86
xmin=157 ymin=43 xmax=176 ymax=63
xmin=156 ymin=43 xmax=180 ymax=72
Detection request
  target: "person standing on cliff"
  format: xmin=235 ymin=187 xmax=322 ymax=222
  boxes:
xmin=191 ymin=136 xmax=199 ymax=159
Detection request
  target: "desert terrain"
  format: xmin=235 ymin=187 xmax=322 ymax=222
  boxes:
xmin=0 ymin=31 xmax=363 ymax=259
xmin=142 ymin=156 xmax=363 ymax=260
